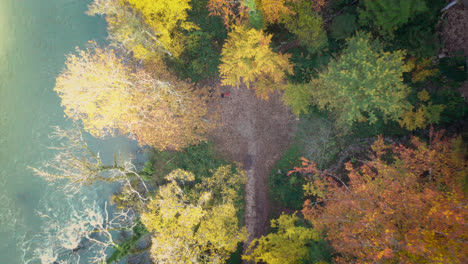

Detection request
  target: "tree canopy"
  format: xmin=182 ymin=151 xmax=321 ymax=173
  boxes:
xmin=55 ymin=42 xmax=211 ymax=150
xmin=292 ymin=130 xmax=468 ymax=263
xmin=219 ymin=25 xmax=292 ymax=99
xmin=359 ymin=0 xmax=428 ymax=35
xmin=243 ymin=213 xmax=319 ymax=264
xmin=141 ymin=166 xmax=248 ymax=263
xmin=308 ymin=32 xmax=411 ymax=129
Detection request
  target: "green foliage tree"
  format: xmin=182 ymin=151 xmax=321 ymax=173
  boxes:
xmin=243 ymin=213 xmax=319 ymax=264
xmin=308 ymin=32 xmax=411 ymax=129
xmin=141 ymin=166 xmax=248 ymax=263
xmin=219 ymin=25 xmax=292 ymax=99
xmin=282 ymin=83 xmax=313 ymax=116
xmin=358 ymin=0 xmax=428 ymax=35
xmin=282 ymin=0 xmax=328 ymax=54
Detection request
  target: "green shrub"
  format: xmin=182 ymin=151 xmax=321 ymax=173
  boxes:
xmin=268 ymin=143 xmax=305 ymax=209
xmin=268 ymin=110 xmax=342 ymax=209
xmin=149 ymin=142 xmax=229 ymax=185
xmin=106 ymin=219 xmax=149 ymax=263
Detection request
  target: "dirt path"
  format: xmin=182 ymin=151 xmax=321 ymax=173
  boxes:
xmin=207 ymin=82 xmax=297 ymax=247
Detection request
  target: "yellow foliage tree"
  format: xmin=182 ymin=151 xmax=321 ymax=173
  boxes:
xmin=257 ymin=0 xmax=295 ymax=24
xmin=141 ymin=167 xmax=248 ymax=263
xmin=406 ymin=57 xmax=439 ymax=83
xmin=87 ymin=0 xmax=172 ymax=58
xmin=219 ymin=25 xmax=293 ymax=99
xmin=124 ymin=0 xmax=197 ymax=57
xmin=399 ymin=90 xmax=445 ymax=131
xmin=243 ymin=213 xmax=319 ymax=264
xmin=55 ymin=42 xmax=211 ymax=150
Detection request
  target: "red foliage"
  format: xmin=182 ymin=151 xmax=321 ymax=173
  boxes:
xmin=293 ymin=130 xmax=468 ymax=263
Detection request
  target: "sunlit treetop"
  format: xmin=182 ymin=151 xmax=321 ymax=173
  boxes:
xmin=219 ymin=25 xmax=293 ymax=99
xmin=292 ymin=130 xmax=468 ymax=263
xmin=55 ymin=42 xmax=212 ymax=150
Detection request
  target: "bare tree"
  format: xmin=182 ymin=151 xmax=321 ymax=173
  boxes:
xmin=29 ymin=124 xmax=150 ymax=197
xmin=22 ymin=200 xmax=135 ymax=264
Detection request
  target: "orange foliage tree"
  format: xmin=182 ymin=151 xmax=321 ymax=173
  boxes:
xmin=257 ymin=0 xmax=327 ymax=24
xmin=291 ymin=130 xmax=468 ymax=263
xmin=207 ymin=0 xmax=248 ymax=28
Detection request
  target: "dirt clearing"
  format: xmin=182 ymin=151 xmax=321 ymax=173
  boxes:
xmin=207 ymin=81 xmax=297 ymax=243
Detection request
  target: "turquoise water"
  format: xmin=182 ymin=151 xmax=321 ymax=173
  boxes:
xmin=0 ymin=0 xmax=139 ymax=263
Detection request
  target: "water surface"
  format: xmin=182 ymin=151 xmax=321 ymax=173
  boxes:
xmin=0 ymin=1 xmax=138 ymax=262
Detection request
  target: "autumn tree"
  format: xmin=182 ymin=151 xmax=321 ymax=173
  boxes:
xmin=398 ymin=89 xmax=445 ymax=131
xmin=54 ymin=42 xmax=211 ymax=150
xmin=281 ymin=0 xmax=328 ymax=54
xmin=308 ymin=32 xmax=411 ymax=129
xmin=88 ymin=0 xmax=196 ymax=57
xmin=257 ymin=0 xmax=294 ymax=24
xmin=243 ymin=213 xmax=319 ymax=264
xmin=359 ymin=0 xmax=428 ymax=35
xmin=87 ymin=0 xmax=172 ymax=59
xmin=141 ymin=166 xmax=248 ymax=263
xmin=207 ymin=0 xmax=249 ymax=28
xmin=123 ymin=0 xmax=196 ymax=57
xmin=219 ymin=25 xmax=292 ymax=99
xmin=292 ymin=130 xmax=468 ymax=263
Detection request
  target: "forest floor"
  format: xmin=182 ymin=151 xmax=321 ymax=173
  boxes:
xmin=206 ymin=79 xmax=297 ymax=245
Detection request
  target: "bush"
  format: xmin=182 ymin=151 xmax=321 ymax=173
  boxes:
xmin=268 ymin=143 xmax=305 ymax=209
xmin=269 ymin=110 xmax=342 ymax=209
xmin=106 ymin=219 xmax=149 ymax=263
xmin=148 ymin=142 xmax=229 ymax=186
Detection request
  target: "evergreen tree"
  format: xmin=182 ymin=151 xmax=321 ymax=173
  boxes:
xmin=359 ymin=0 xmax=428 ymax=35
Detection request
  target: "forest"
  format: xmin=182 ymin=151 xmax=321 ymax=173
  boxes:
xmin=29 ymin=0 xmax=467 ymax=263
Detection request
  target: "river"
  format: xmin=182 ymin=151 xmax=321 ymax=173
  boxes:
xmin=0 ymin=0 xmax=139 ymax=263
